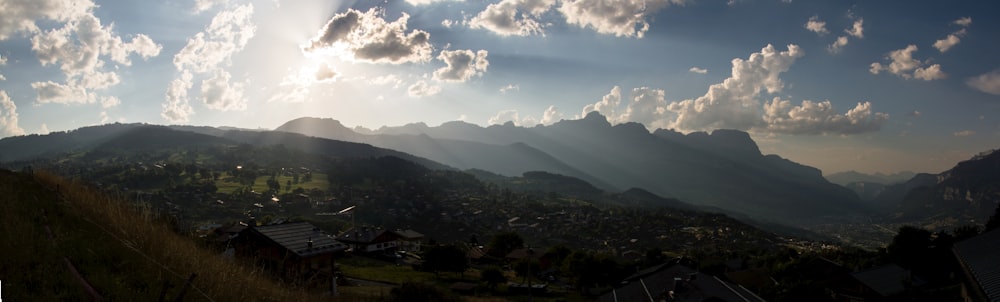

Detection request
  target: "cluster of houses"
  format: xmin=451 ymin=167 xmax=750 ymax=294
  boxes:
xmin=211 ymin=221 xmax=423 ymax=286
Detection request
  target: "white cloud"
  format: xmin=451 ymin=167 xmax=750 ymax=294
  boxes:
xmin=804 ymin=16 xmax=828 ymax=35
xmin=405 ymin=0 xmax=461 ymax=5
xmin=953 ymin=17 xmax=972 ymax=27
xmin=39 ymin=123 xmax=50 ymax=135
xmin=305 ymin=8 xmax=433 ymax=64
xmin=166 ymin=4 xmax=254 ymax=120
xmin=25 ymin=9 xmax=161 ymax=105
xmin=433 ymin=49 xmax=489 ymax=82
xmin=162 ymin=72 xmax=195 ymax=122
xmin=407 ymin=80 xmax=441 ymax=97
xmin=953 ymin=130 xmax=975 ymax=137
xmin=200 ymin=69 xmax=246 ymax=111
xmin=0 ymin=0 xmax=94 ymax=40
xmin=173 ymin=4 xmax=255 ymax=73
xmin=762 ymin=98 xmax=888 ymax=135
xmin=581 ymin=85 xmax=622 ymax=121
xmin=934 ymin=28 xmax=967 ymax=53
xmin=688 ymin=67 xmax=707 ymax=74
xmin=933 ymin=33 xmax=961 ymax=53
xmin=559 ymin=0 xmax=685 ymax=38
xmin=540 ymin=105 xmax=563 ymax=125
xmin=488 ymin=109 xmax=521 ymax=125
xmin=369 ymin=74 xmax=403 ymax=87
xmin=0 ymin=91 xmax=25 ymax=137
xmin=469 ymin=0 xmax=554 ymax=36
xmin=870 ymin=45 xmax=945 ymax=80
xmin=314 ymin=63 xmax=338 ymax=82
xmin=194 ymin=0 xmax=230 ymax=13
xmin=621 ymin=87 xmax=669 ymax=129
xmin=0 ymin=54 xmax=6 ymax=80
xmin=967 ymin=69 xmax=1000 ymax=95
xmin=31 ymin=81 xmax=93 ymax=104
xmin=100 ymin=95 xmax=120 ymax=108
xmin=666 ymin=44 xmax=803 ymax=131
xmin=827 ymin=36 xmax=848 ymax=54
xmin=846 ymin=18 xmax=863 ymax=38
xmin=499 ymin=84 xmax=519 ymax=93
xmin=913 ymin=64 xmax=945 ymax=81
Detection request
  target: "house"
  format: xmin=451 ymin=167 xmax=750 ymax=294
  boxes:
xmin=953 ymin=228 xmax=1000 ymax=302
xmin=391 ymin=229 xmax=424 ymax=252
xmin=233 ymin=221 xmax=348 ymax=283
xmin=597 ymin=260 xmax=766 ymax=302
xmin=336 ymin=227 xmax=399 ymax=254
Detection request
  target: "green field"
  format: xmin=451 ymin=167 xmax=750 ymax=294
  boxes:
xmin=215 ymin=173 xmax=328 ymax=193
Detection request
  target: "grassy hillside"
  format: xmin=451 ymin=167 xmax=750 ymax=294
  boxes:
xmin=0 ymin=169 xmax=369 ymax=301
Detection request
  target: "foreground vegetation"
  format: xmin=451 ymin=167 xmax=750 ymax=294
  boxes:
xmin=0 ymin=169 xmax=365 ymax=301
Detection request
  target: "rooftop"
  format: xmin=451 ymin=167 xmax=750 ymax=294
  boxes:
xmin=954 ymin=228 xmax=1000 ymax=302
xmin=252 ymin=222 xmax=347 ymax=257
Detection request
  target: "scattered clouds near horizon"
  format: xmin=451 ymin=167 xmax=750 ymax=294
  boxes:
xmin=0 ymin=91 xmax=25 ymax=136
xmin=488 ymin=105 xmax=564 ymax=126
xmin=163 ymin=4 xmax=255 ymax=122
xmin=578 ymin=44 xmax=889 ymax=135
xmin=869 ymin=45 xmax=945 ymax=81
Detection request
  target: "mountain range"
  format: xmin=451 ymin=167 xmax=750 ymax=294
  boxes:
xmin=4 ymin=115 xmax=995 ymax=230
xmin=275 ymin=112 xmax=866 ymax=225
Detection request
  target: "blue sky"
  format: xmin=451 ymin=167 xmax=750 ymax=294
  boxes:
xmin=1 ymin=0 xmax=998 ymax=175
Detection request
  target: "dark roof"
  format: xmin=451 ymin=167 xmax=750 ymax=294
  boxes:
xmin=954 ymin=228 xmax=1000 ymax=302
xmin=505 ymin=248 xmax=542 ymax=261
xmin=598 ymin=264 xmax=765 ymax=302
xmin=252 ymin=222 xmax=347 ymax=257
xmin=392 ymin=229 xmax=424 ymax=240
xmin=850 ymin=264 xmax=908 ymax=297
xmin=336 ymin=227 xmax=395 ymax=244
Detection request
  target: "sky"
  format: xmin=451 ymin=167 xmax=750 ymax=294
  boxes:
xmin=1 ymin=0 xmax=998 ymax=175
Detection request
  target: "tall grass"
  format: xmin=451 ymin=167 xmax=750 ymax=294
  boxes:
xmin=1 ymin=169 xmax=376 ymax=301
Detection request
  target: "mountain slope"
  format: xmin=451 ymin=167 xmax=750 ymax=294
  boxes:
xmin=276 ymin=113 xmax=867 ymax=225
xmin=877 ymin=149 xmax=1000 ymax=223
xmin=0 ymin=123 xmax=451 ymax=172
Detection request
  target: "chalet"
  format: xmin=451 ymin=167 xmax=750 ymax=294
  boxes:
xmin=336 ymin=227 xmax=399 ymax=254
xmin=954 ymin=228 xmax=1000 ymax=302
xmin=391 ymin=229 xmax=424 ymax=252
xmin=597 ymin=260 xmax=765 ymax=302
xmin=234 ymin=222 xmax=347 ymax=283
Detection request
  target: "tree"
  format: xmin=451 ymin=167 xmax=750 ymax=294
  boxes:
xmin=480 ymin=267 xmax=507 ymax=289
xmin=422 ymin=245 xmax=469 ymax=276
xmin=986 ymin=204 xmax=1000 ymax=232
xmin=487 ymin=232 xmax=523 ymax=257
xmin=886 ymin=226 xmax=931 ymax=270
